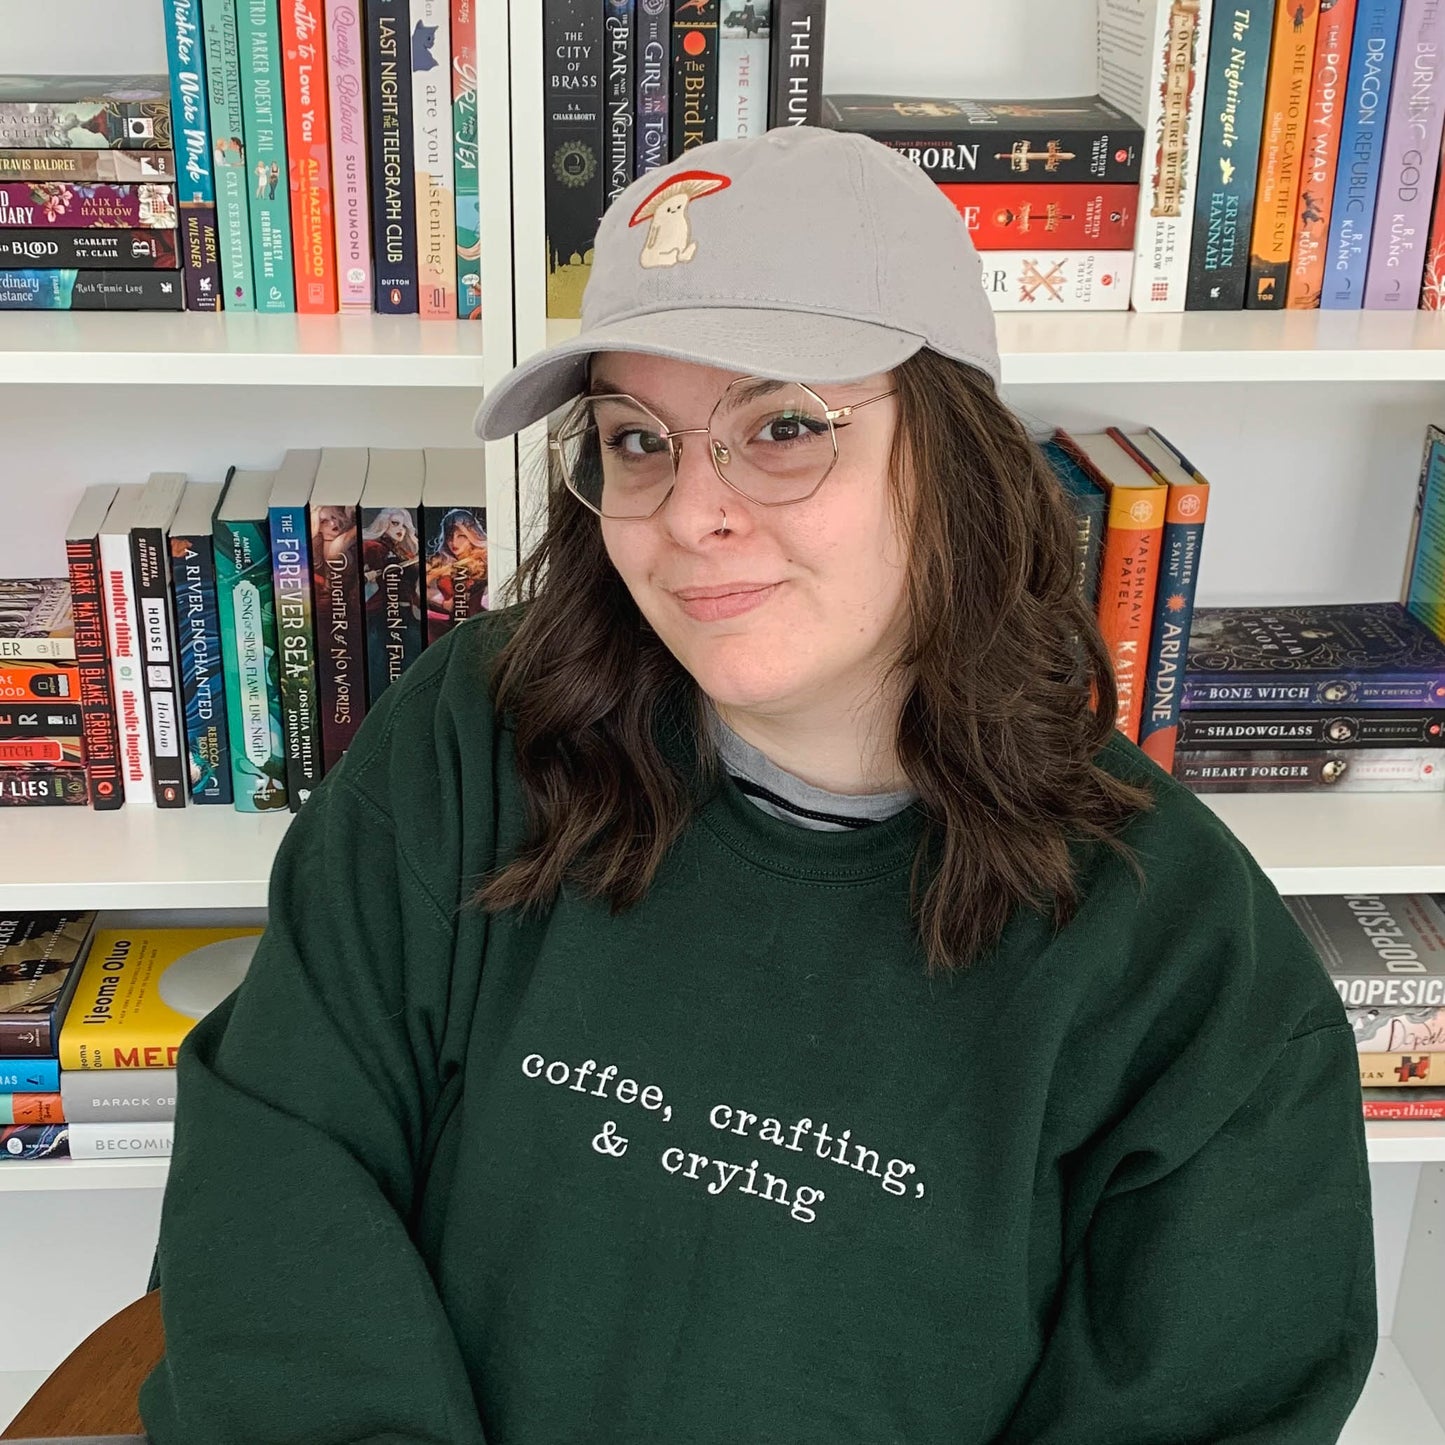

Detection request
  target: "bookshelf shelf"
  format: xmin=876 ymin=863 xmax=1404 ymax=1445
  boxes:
xmin=540 ymin=310 xmax=1445 ymax=386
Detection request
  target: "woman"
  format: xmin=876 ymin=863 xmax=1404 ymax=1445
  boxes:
xmin=140 ymin=127 xmax=1376 ymax=1443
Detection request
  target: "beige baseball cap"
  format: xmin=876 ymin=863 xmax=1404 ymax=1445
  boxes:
xmin=472 ymin=124 xmax=1001 ymax=441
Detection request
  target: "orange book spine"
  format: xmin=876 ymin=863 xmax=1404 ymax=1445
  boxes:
xmin=1 ymin=1093 xmax=63 ymax=1126
xmin=1287 ymin=0 xmax=1358 ymax=308
xmin=1248 ymin=0 xmax=1322 ymax=307
xmin=281 ymin=0 xmax=339 ymax=313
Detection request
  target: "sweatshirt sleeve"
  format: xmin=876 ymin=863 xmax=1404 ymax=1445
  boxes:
xmin=994 ymin=827 xmax=1379 ymax=1444
xmin=138 ymin=664 xmax=489 ymax=1445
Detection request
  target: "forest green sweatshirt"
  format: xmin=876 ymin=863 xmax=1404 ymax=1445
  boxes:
xmin=139 ymin=608 xmax=1377 ymax=1445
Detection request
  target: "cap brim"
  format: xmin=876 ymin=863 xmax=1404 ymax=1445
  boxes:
xmin=472 ymin=307 xmax=928 ymax=441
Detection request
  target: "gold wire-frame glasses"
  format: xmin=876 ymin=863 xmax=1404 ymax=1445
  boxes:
xmin=549 ymin=374 xmax=898 ymax=520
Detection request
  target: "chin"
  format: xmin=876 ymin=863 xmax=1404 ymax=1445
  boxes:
xmin=664 ymin=628 xmax=807 ymax=711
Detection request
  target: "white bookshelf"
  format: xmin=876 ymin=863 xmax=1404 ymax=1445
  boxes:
xmin=1 ymin=0 xmax=1444 ymax=1438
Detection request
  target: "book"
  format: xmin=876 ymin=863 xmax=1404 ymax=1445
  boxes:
xmin=268 ymin=448 xmax=323 ymax=809
xmin=0 ymin=659 xmax=80 ymax=700
xmin=634 ymin=0 xmax=671 ymax=173
xmin=69 ymin=1120 xmax=175 ymax=1158
xmin=281 ymin=0 xmax=339 ymax=312
xmin=1421 ymin=123 xmax=1445 ymax=306
xmin=201 ymin=0 xmax=257 ymax=309
xmin=97 ymin=485 xmax=152 ymax=806
xmin=0 ymin=1058 xmax=60 ymax=1092
xmin=1359 ymin=1049 xmax=1442 ymax=1084
xmin=1041 ymin=434 xmax=1107 ymax=608
xmin=1363 ymin=1086 xmax=1445 ymax=1115
xmin=361 ymin=449 xmax=425 ymax=702
xmin=0 ymin=270 xmax=184 ymax=310
xmin=1173 ymin=745 xmax=1445 ymax=789
xmin=604 ymin=0 xmax=636 ymax=201
xmin=0 ymin=1093 xmax=63 ymax=1126
xmin=543 ymin=0 xmax=605 ymax=319
xmin=61 ymin=1066 xmax=178 ymax=1123
xmin=162 ymin=0 xmax=224 ymax=310
xmin=1364 ymin=0 xmax=1445 ymax=307
xmin=59 ymin=926 xmax=261 ymax=1071
xmin=673 ymin=0 xmax=720 ymax=156
xmin=1285 ymin=894 xmax=1445 ymax=1053
xmin=1248 ymin=0 xmax=1323 ymax=307
xmin=0 ymin=228 xmax=179 ymax=269
xmin=938 ymin=182 xmax=1140 ymax=250
xmin=0 ymin=703 xmax=82 ymax=737
xmin=0 ymin=578 xmax=73 ymax=661
xmin=412 ymin=0 xmax=457 ymax=316
xmin=0 ymin=1122 xmax=68 ymax=1160
xmin=451 ymin=0 xmax=481 ymax=318
xmin=1179 ymin=707 xmax=1445 ymax=745
xmin=0 ymin=913 xmax=97 ymax=1057
xmin=1062 ymin=430 xmax=1168 ymax=741
xmin=0 ymin=75 xmax=173 ymax=151
xmin=326 ymin=0 xmax=373 ymax=312
xmin=237 ymin=0 xmax=296 ymax=310
xmin=1184 ymin=601 xmax=1445 ymax=708
xmin=131 ymin=472 xmax=189 ymax=807
xmin=0 ymin=767 xmax=88 ymax=806
xmin=366 ymin=0 xmax=419 ymax=312
xmin=1116 ymin=429 xmax=1210 ymax=773
xmin=1401 ymin=424 xmax=1445 ymax=634
xmin=720 ymin=0 xmax=770 ymax=141
xmin=820 ymin=94 xmax=1144 ymax=185
xmin=64 ymin=485 xmax=124 ymax=808
xmin=0 ymin=182 xmax=177 ymax=229
xmin=0 ymin=150 xmax=177 ymax=182
xmin=308 ymin=447 xmax=369 ymax=772
xmin=214 ymin=467 xmax=289 ymax=811
xmin=1098 ymin=0 xmax=1215 ymax=311
xmin=976 ymin=250 xmax=1134 ymax=309
xmin=768 ymin=0 xmax=826 ymax=129
xmin=168 ymin=480 xmax=233 ymax=804
xmin=1286 ymin=0 xmax=1359 ymax=307
xmin=1322 ymin=0 xmax=1406 ymax=307
xmin=421 ymin=447 xmax=488 ymax=642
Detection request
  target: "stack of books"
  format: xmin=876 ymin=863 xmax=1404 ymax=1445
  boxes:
xmin=0 ymin=75 xmax=183 ymax=312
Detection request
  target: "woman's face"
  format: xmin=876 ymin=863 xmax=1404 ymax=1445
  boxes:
xmin=595 ymin=352 xmax=910 ymax=717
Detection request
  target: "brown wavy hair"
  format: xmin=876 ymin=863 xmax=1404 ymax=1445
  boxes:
xmin=478 ymin=347 xmax=1154 ymax=974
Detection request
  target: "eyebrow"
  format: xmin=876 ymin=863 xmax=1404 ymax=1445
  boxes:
xmin=586 ymin=375 xmax=871 ymax=410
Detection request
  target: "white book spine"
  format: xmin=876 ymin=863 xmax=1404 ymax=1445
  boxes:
xmin=1098 ymin=0 xmax=1214 ymax=312
xmin=61 ymin=1067 xmax=179 ymax=1123
xmin=67 ymin=1120 xmax=175 ymax=1158
xmin=98 ymin=525 xmax=154 ymax=807
xmin=976 ymin=251 xmax=1135 ymax=310
xmin=718 ymin=25 xmax=771 ymax=140
xmin=411 ymin=0 xmax=456 ymax=316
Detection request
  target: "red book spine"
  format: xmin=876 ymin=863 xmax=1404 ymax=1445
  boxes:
xmin=64 ymin=534 xmax=124 ymax=808
xmin=1424 ymin=162 xmax=1445 ymax=310
xmin=936 ymin=183 xmax=1139 ymax=250
xmin=281 ymin=0 xmax=339 ymax=312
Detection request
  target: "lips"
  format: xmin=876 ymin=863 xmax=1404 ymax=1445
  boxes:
xmin=670 ymin=581 xmax=781 ymax=622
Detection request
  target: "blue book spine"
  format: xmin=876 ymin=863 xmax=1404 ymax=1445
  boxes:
xmin=0 ymin=1059 xmax=60 ymax=1093
xmin=200 ymin=0 xmax=256 ymax=309
xmin=1182 ymin=674 xmax=1445 ymax=708
xmin=170 ymin=528 xmax=234 ymax=804
xmin=268 ymin=501 xmax=322 ymax=809
xmin=236 ymin=0 xmax=296 ymax=310
xmin=162 ymin=0 xmax=224 ymax=310
xmin=1322 ymin=0 xmax=1406 ymax=308
xmin=634 ymin=0 xmax=670 ymax=174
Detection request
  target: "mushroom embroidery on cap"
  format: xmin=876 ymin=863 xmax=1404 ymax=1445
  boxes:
xmin=629 ymin=170 xmax=731 ymax=268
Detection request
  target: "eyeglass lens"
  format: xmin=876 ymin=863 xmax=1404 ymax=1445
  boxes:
xmin=557 ymin=382 xmax=836 ymax=518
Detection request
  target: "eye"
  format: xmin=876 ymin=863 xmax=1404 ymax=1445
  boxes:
xmin=752 ymin=411 xmax=828 ymax=445
xmin=605 ymin=426 xmax=671 ymax=458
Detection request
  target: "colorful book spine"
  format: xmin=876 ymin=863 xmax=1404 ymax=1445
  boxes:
xmin=1421 ymin=134 xmax=1445 ymax=305
xmin=0 ymin=229 xmax=179 ymax=269
xmin=99 ymin=497 xmax=153 ymax=808
xmin=451 ymin=0 xmax=481 ymax=318
xmin=281 ymin=0 xmax=340 ymax=312
xmin=635 ymin=0 xmax=671 ymax=173
xmin=672 ymin=0 xmax=720 ymax=156
xmin=0 ymin=182 xmax=177 ymax=230
xmin=366 ymin=0 xmax=419 ymax=312
xmin=768 ymin=0 xmax=825 ymax=128
xmin=65 ymin=493 xmax=124 ymax=809
xmin=977 ymin=251 xmax=1135 ymax=310
xmin=412 ymin=0 xmax=457 ymax=316
xmin=1248 ymin=0 xmax=1323 ymax=307
xmin=0 ymin=1122 xmax=67 ymax=1159
xmin=1364 ymin=0 xmax=1445 ymax=306
xmin=0 ymin=99 xmax=172 ymax=151
xmin=605 ymin=0 xmax=636 ymax=203
xmin=0 ymin=150 xmax=177 ymax=182
xmin=0 ymin=1094 xmax=63 ymax=1126
xmin=269 ymin=503 xmax=322 ymax=811
xmin=237 ymin=0 xmax=297 ymax=310
xmin=543 ymin=0 xmax=605 ymax=319
xmin=719 ymin=0 xmax=770 ymax=140
xmin=1402 ymin=424 xmax=1445 ymax=630
xmin=162 ymin=0 xmax=224 ymax=310
xmin=1323 ymin=0 xmax=1406 ymax=306
xmin=201 ymin=0 xmax=257 ymax=309
xmin=0 ymin=1059 xmax=59 ymax=1093
xmin=1287 ymin=0 xmax=1359 ymax=307
xmin=938 ymin=183 xmax=1140 ymax=249
xmin=0 ymin=770 xmax=88 ymax=806
xmin=169 ymin=524 xmax=233 ymax=805
xmin=361 ymin=522 xmax=423 ymax=703
xmin=131 ymin=516 xmax=189 ymax=808
xmin=325 ymin=0 xmax=372 ymax=312
xmin=0 ymin=270 xmax=183 ymax=310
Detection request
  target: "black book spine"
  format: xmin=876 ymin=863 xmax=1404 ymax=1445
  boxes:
xmin=857 ymin=131 xmax=1141 ymax=186
xmin=605 ymin=0 xmax=636 ymax=202
xmin=365 ymin=0 xmax=418 ymax=312
xmin=129 ymin=526 xmax=187 ymax=807
xmin=671 ymin=0 xmax=719 ymax=156
xmin=169 ymin=529 xmax=233 ymax=804
xmin=767 ymin=0 xmax=825 ymax=129
xmin=0 ymin=270 xmax=184 ymax=310
xmin=63 ymin=532 xmax=124 ymax=808
xmin=0 ymin=228 xmax=179 ymax=269
xmin=634 ymin=0 xmax=671 ymax=174
xmin=544 ymin=0 xmax=605 ymax=319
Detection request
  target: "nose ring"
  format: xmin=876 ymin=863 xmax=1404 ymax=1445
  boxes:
xmin=715 ymin=507 xmax=728 ymax=536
